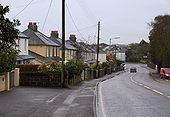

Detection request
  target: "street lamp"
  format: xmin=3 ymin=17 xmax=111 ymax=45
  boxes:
xmin=109 ymin=36 xmax=120 ymax=54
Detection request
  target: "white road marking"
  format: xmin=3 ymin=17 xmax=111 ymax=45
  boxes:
xmin=152 ymin=89 xmax=164 ymax=95
xmin=138 ymin=83 xmax=143 ymax=86
xmin=167 ymin=96 xmax=170 ymax=99
xmin=144 ymin=85 xmax=151 ymax=89
xmin=46 ymin=93 xmax=64 ymax=104
xmin=130 ymin=75 xmax=169 ymax=99
xmin=99 ymin=83 xmax=107 ymax=117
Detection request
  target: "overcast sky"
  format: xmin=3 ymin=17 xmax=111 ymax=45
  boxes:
xmin=1 ymin=0 xmax=170 ymax=44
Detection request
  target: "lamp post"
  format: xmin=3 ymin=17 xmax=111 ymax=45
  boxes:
xmin=109 ymin=36 xmax=120 ymax=54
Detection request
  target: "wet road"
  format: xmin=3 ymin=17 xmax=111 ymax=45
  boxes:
xmin=98 ymin=64 xmax=170 ymax=117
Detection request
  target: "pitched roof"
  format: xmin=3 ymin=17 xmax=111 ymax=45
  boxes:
xmin=18 ymin=32 xmax=29 ymax=39
xmin=23 ymin=29 xmax=59 ymax=46
xmin=50 ymin=37 xmax=77 ymax=50
xmin=29 ymin=50 xmax=61 ymax=63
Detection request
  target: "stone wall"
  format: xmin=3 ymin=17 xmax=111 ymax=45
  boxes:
xmin=20 ymin=72 xmax=61 ymax=87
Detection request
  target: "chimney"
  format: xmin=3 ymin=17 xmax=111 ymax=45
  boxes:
xmin=69 ymin=34 xmax=76 ymax=43
xmin=28 ymin=22 xmax=38 ymax=32
xmin=50 ymin=31 xmax=59 ymax=38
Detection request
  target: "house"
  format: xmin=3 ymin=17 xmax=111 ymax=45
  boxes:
xmin=15 ymin=32 xmax=35 ymax=64
xmin=66 ymin=34 xmax=96 ymax=64
xmin=104 ymin=44 xmax=127 ymax=61
xmin=88 ymin=44 xmax=107 ymax=64
xmin=23 ymin=23 xmax=61 ymax=64
xmin=49 ymin=31 xmax=77 ymax=62
xmin=79 ymin=42 xmax=96 ymax=65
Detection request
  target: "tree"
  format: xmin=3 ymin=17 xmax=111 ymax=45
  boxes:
xmin=0 ymin=5 xmax=20 ymax=73
xmin=149 ymin=15 xmax=170 ymax=71
xmin=126 ymin=40 xmax=149 ymax=63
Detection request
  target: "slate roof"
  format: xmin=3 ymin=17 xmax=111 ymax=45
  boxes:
xmin=29 ymin=50 xmax=61 ymax=63
xmin=18 ymin=32 xmax=29 ymax=39
xmin=23 ymin=29 xmax=59 ymax=46
xmin=50 ymin=37 xmax=77 ymax=50
xmin=17 ymin=55 xmax=35 ymax=61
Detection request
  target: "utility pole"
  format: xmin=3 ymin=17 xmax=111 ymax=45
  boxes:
xmin=61 ymin=0 xmax=66 ymax=87
xmin=96 ymin=21 xmax=100 ymax=73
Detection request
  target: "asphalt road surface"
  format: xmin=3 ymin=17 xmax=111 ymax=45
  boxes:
xmin=97 ymin=64 xmax=170 ymax=117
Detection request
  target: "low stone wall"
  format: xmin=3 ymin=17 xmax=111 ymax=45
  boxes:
xmin=68 ymin=75 xmax=82 ymax=85
xmin=83 ymin=67 xmax=121 ymax=80
xmin=19 ymin=66 xmax=123 ymax=87
xmin=20 ymin=72 xmax=61 ymax=87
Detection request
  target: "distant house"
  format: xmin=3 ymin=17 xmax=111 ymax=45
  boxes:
xmin=15 ymin=32 xmax=35 ymax=64
xmin=104 ymin=44 xmax=127 ymax=61
xmin=49 ymin=31 xmax=77 ymax=62
xmin=115 ymin=47 xmax=126 ymax=61
xmin=23 ymin=23 xmax=61 ymax=64
xmin=66 ymin=34 xmax=96 ymax=64
xmin=79 ymin=42 xmax=96 ymax=64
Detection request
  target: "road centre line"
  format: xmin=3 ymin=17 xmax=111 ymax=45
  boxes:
xmin=152 ymin=89 xmax=164 ymax=95
xmin=130 ymin=75 xmax=169 ymax=99
xmin=167 ymin=96 xmax=170 ymax=99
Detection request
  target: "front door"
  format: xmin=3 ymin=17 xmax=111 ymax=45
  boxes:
xmin=0 ymin=75 xmax=5 ymax=92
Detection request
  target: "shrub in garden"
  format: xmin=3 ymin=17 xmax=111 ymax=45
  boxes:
xmin=65 ymin=60 xmax=84 ymax=79
xmin=90 ymin=62 xmax=109 ymax=70
xmin=38 ymin=62 xmax=61 ymax=73
xmin=90 ymin=63 xmax=97 ymax=70
xmin=0 ymin=47 xmax=17 ymax=73
xmin=116 ymin=59 xmax=124 ymax=66
xmin=101 ymin=62 xmax=110 ymax=68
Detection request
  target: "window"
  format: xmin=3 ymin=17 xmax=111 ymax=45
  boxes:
xmin=46 ymin=47 xmax=49 ymax=57
xmin=24 ymin=39 xmax=27 ymax=51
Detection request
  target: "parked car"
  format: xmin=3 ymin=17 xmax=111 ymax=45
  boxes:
xmin=130 ymin=67 xmax=137 ymax=73
xmin=160 ymin=68 xmax=170 ymax=79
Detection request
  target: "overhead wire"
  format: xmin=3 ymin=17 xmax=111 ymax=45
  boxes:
xmin=75 ymin=0 xmax=97 ymax=23
xmin=66 ymin=3 xmax=87 ymax=42
xmin=41 ymin=0 xmax=53 ymax=31
xmin=11 ymin=0 xmax=46 ymax=10
xmin=67 ymin=24 xmax=97 ymax=34
xmin=12 ymin=0 xmax=36 ymax=18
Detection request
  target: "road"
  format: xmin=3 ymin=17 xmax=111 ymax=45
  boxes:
xmin=97 ymin=64 xmax=170 ymax=117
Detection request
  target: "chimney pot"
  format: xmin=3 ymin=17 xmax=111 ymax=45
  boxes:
xmin=50 ymin=31 xmax=59 ymax=38
xmin=28 ymin=22 xmax=38 ymax=32
xmin=69 ymin=34 xmax=76 ymax=42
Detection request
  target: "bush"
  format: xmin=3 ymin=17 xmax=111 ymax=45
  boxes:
xmin=65 ymin=60 xmax=84 ymax=79
xmin=90 ymin=63 xmax=97 ymax=70
xmin=38 ymin=62 xmax=61 ymax=73
xmin=116 ymin=59 xmax=124 ymax=66
xmin=90 ymin=62 xmax=109 ymax=70
xmin=0 ymin=47 xmax=17 ymax=73
xmin=101 ymin=62 xmax=110 ymax=68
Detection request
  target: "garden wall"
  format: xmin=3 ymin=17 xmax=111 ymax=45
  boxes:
xmin=20 ymin=72 xmax=62 ymax=87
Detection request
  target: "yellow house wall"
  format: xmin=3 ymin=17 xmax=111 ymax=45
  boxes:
xmin=29 ymin=45 xmax=47 ymax=57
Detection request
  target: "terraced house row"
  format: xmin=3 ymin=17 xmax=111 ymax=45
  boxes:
xmin=17 ymin=22 xmax=96 ymax=65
